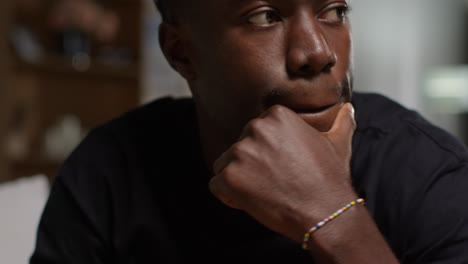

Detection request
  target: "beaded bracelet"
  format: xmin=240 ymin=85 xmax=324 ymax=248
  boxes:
xmin=302 ymin=198 xmax=366 ymax=250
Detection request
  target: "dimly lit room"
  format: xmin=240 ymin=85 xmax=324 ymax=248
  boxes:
xmin=1 ymin=0 xmax=468 ymax=263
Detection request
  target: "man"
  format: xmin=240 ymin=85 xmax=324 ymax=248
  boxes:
xmin=31 ymin=0 xmax=468 ymax=263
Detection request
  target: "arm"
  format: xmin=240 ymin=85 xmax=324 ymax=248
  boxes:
xmin=209 ymin=103 xmax=399 ymax=263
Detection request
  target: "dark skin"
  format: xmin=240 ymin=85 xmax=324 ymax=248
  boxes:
xmin=159 ymin=0 xmax=399 ymax=262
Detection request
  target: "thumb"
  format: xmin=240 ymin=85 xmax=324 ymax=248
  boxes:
xmin=326 ymin=103 xmax=356 ymax=160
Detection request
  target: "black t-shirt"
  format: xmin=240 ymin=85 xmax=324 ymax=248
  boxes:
xmin=30 ymin=93 xmax=468 ymax=264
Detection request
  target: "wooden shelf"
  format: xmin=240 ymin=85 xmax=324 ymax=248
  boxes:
xmin=14 ymin=54 xmax=140 ymax=80
xmin=1 ymin=0 xmax=142 ymax=184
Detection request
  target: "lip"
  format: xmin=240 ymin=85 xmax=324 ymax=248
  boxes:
xmin=289 ymin=102 xmax=339 ymax=114
xmin=292 ymin=100 xmax=345 ymax=132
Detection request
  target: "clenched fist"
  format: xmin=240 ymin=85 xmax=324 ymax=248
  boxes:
xmin=209 ymin=103 xmax=358 ymax=243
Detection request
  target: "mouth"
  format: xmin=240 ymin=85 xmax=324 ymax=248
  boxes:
xmin=260 ymin=81 xmax=351 ymax=131
xmin=289 ymin=103 xmax=338 ymax=114
xmin=288 ymin=100 xmax=345 ymax=132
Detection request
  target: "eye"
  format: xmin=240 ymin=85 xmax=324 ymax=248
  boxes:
xmin=319 ymin=6 xmax=349 ymax=24
xmin=248 ymin=10 xmax=282 ymax=27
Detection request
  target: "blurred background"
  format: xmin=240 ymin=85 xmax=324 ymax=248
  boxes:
xmin=0 ymin=0 xmax=467 ymax=263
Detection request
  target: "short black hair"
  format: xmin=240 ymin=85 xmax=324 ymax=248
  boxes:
xmin=154 ymin=0 xmax=173 ymax=23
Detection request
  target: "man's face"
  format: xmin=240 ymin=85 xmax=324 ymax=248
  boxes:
xmin=184 ymin=0 xmax=353 ymax=141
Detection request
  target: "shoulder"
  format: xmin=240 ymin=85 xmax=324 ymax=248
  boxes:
xmin=55 ymin=96 xmax=196 ymax=184
xmin=351 ymin=93 xmax=468 ymax=261
xmin=103 ymin=96 xmax=195 ymax=136
xmin=352 ymin=92 xmax=468 ymax=165
xmin=351 ymin=92 xmax=468 ymax=230
xmin=31 ymin=99 xmax=197 ymax=263
xmin=76 ymin=96 xmax=194 ymax=153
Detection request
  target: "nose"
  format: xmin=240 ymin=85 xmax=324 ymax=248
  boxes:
xmin=286 ymin=15 xmax=337 ymax=78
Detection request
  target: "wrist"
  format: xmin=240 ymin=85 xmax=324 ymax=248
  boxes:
xmin=306 ymin=202 xmax=367 ymax=252
xmin=302 ymin=198 xmax=366 ymax=250
xmin=285 ymin=190 xmax=359 ymax=244
xmin=304 ymin=204 xmax=399 ymax=263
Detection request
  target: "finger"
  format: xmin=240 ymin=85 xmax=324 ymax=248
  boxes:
xmin=238 ymin=107 xmax=275 ymax=140
xmin=239 ymin=109 xmax=274 ymax=140
xmin=213 ymin=139 xmax=255 ymax=175
xmin=326 ymin=103 xmax=356 ymax=156
xmin=213 ymin=149 xmax=234 ymax=175
xmin=240 ymin=105 xmax=296 ymax=140
xmin=262 ymin=104 xmax=298 ymax=120
xmin=208 ymin=175 xmax=241 ymax=209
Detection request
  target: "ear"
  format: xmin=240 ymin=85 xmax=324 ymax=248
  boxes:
xmin=159 ymin=23 xmax=196 ymax=81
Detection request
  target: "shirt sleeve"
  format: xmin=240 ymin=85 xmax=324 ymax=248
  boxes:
xmin=29 ymin=128 xmax=119 ymax=264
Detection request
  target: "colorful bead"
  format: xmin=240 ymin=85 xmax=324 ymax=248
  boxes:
xmin=301 ymin=198 xmax=366 ymax=251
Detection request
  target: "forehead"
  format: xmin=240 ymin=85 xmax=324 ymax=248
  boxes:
xmin=204 ymin=0 xmax=349 ymax=12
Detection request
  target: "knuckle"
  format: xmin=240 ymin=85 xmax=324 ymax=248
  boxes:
xmin=209 ymin=176 xmax=233 ymax=205
xmin=268 ymin=104 xmax=289 ymax=117
xmin=220 ymin=166 xmax=241 ymax=189
xmin=231 ymin=141 xmax=258 ymax=161
xmin=245 ymin=118 xmax=275 ymax=139
xmin=230 ymin=142 xmax=246 ymax=157
xmin=246 ymin=118 xmax=265 ymax=132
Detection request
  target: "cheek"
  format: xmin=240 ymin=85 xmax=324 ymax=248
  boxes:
xmin=199 ymin=30 xmax=284 ymax=103
xmin=193 ymin=31 xmax=286 ymax=136
xmin=328 ymin=28 xmax=352 ymax=76
xmin=215 ymin=31 xmax=284 ymax=89
xmin=310 ymin=26 xmax=352 ymax=98
xmin=189 ymin=35 xmax=272 ymax=131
